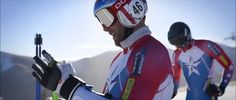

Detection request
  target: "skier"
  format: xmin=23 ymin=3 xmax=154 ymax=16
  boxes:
xmin=32 ymin=0 xmax=174 ymax=99
xmin=168 ymin=22 xmax=234 ymax=100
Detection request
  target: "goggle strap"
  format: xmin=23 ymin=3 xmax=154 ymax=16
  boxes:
xmin=120 ymin=7 xmax=136 ymax=24
xmin=110 ymin=0 xmax=135 ymax=25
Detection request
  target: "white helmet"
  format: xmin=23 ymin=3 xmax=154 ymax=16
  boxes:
xmin=94 ymin=0 xmax=148 ymax=28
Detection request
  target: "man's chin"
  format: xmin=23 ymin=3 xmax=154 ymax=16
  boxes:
xmin=114 ymin=41 xmax=121 ymax=47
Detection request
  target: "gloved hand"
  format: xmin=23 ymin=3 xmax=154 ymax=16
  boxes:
xmin=219 ymin=85 xmax=225 ymax=96
xmin=205 ymin=83 xmax=224 ymax=96
xmin=32 ymin=50 xmax=76 ymax=92
xmin=55 ymin=61 xmax=76 ymax=93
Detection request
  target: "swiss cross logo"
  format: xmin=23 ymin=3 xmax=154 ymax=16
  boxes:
xmin=115 ymin=0 xmax=127 ymax=9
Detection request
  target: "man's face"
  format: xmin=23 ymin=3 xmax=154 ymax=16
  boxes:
xmin=102 ymin=20 xmax=126 ymax=47
xmin=169 ymin=36 xmax=191 ymax=49
xmin=95 ymin=8 xmax=127 ymax=47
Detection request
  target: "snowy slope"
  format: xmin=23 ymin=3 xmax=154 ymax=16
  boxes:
xmin=0 ymin=52 xmax=13 ymax=72
xmin=0 ymin=52 xmax=35 ymax=100
xmin=0 ymin=52 xmax=52 ymax=100
xmin=0 ymin=44 xmax=234 ymax=99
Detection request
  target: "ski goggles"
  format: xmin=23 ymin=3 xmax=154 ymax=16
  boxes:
xmin=95 ymin=9 xmax=116 ymax=27
xmin=169 ymin=37 xmax=189 ymax=48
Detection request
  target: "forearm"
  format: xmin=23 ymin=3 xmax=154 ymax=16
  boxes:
xmin=32 ymin=51 xmax=111 ymax=100
xmin=59 ymin=75 xmax=110 ymax=100
xmin=71 ymin=87 xmax=108 ymax=100
xmin=220 ymin=64 xmax=234 ymax=89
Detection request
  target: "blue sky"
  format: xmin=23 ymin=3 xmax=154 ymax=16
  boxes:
xmin=1 ymin=0 xmax=235 ymax=61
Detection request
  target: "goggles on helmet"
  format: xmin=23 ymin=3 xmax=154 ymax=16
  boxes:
xmin=95 ymin=9 xmax=115 ymax=27
xmin=169 ymin=37 xmax=187 ymax=48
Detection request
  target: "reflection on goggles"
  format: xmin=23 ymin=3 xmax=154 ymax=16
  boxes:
xmin=170 ymin=38 xmax=186 ymax=46
xmin=169 ymin=37 xmax=188 ymax=48
xmin=95 ymin=9 xmax=114 ymax=27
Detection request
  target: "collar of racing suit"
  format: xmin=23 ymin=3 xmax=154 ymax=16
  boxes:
xmin=120 ymin=25 xmax=151 ymax=49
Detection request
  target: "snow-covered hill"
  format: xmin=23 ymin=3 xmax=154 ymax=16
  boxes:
xmin=0 ymin=44 xmax=235 ymax=99
xmin=0 ymin=52 xmax=35 ymax=100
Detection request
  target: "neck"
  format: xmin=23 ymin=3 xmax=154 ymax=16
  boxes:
xmin=120 ymin=25 xmax=151 ymax=48
xmin=133 ymin=18 xmax=146 ymax=31
xmin=124 ymin=18 xmax=146 ymax=41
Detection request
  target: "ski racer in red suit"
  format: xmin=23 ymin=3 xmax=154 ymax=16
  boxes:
xmin=31 ymin=0 xmax=174 ymax=100
xmin=168 ymin=22 xmax=234 ymax=100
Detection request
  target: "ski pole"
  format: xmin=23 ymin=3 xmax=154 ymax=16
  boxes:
xmin=34 ymin=34 xmax=59 ymax=100
xmin=34 ymin=34 xmax=42 ymax=100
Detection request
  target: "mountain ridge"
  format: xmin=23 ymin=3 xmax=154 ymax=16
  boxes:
xmin=0 ymin=44 xmax=235 ymax=99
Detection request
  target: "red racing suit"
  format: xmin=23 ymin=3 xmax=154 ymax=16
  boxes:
xmin=103 ymin=26 xmax=174 ymax=99
xmin=172 ymin=39 xmax=234 ymax=100
xmin=67 ymin=26 xmax=174 ymax=100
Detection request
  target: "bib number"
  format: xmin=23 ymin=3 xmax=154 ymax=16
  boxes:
xmin=129 ymin=0 xmax=145 ymax=18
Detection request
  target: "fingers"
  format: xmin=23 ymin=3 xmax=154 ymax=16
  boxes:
xmin=32 ymin=72 xmax=41 ymax=81
xmin=42 ymin=50 xmax=54 ymax=63
xmin=32 ymin=64 xmax=46 ymax=86
xmin=32 ymin=64 xmax=44 ymax=77
xmin=33 ymin=56 xmax=48 ymax=70
xmin=205 ymin=84 xmax=222 ymax=96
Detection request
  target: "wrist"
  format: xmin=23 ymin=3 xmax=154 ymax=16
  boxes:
xmin=60 ymin=75 xmax=86 ymax=99
xmin=54 ymin=78 xmax=64 ymax=94
xmin=219 ymin=85 xmax=225 ymax=96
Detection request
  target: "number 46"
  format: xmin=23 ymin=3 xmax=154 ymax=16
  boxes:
xmin=133 ymin=1 xmax=143 ymax=14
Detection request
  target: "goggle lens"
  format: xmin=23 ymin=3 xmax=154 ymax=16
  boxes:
xmin=95 ymin=9 xmax=114 ymax=27
xmin=169 ymin=37 xmax=188 ymax=48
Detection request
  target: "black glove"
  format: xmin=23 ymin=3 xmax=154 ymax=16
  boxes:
xmin=205 ymin=84 xmax=222 ymax=96
xmin=32 ymin=50 xmax=61 ymax=91
xmin=219 ymin=85 xmax=225 ymax=96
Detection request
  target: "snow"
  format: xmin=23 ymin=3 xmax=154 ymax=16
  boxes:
xmin=0 ymin=53 xmax=13 ymax=72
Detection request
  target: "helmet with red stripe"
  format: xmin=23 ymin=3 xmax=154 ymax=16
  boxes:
xmin=94 ymin=0 xmax=148 ymax=28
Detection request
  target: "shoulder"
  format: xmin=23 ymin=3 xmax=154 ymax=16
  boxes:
xmin=194 ymin=39 xmax=218 ymax=47
xmin=193 ymin=39 xmax=225 ymax=57
xmin=134 ymin=35 xmax=172 ymax=68
xmin=194 ymin=39 xmax=222 ymax=51
xmin=131 ymin=35 xmax=169 ymax=55
xmin=130 ymin=35 xmax=173 ymax=82
xmin=144 ymin=35 xmax=169 ymax=53
xmin=131 ymin=35 xmax=171 ymax=63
